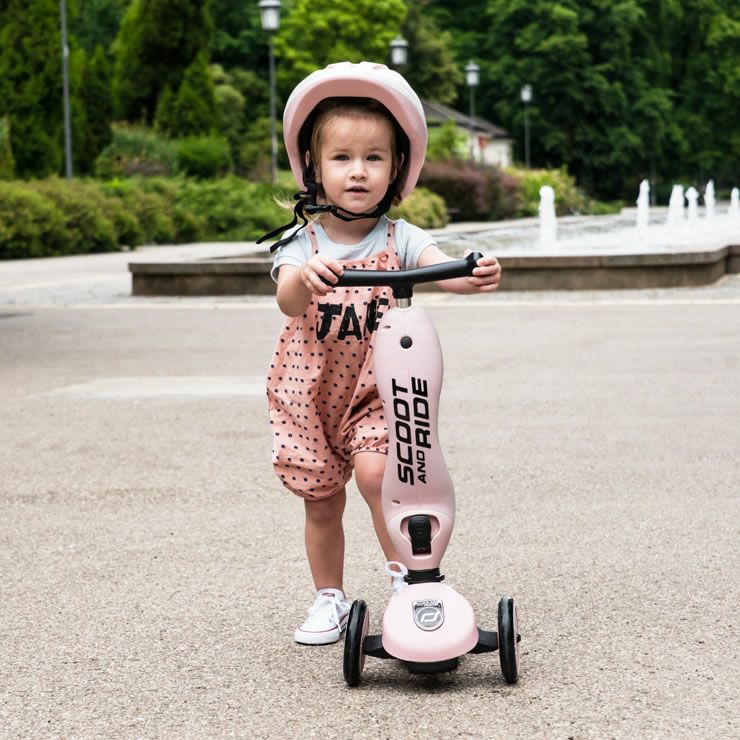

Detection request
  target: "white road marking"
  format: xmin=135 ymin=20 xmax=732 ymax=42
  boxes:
xmin=36 ymin=376 xmax=266 ymax=400
xmin=0 ymin=274 xmax=124 ymax=291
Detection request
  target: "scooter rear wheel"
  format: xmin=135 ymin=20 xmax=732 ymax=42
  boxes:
xmin=497 ymin=596 xmax=520 ymax=684
xmin=343 ymin=600 xmax=369 ymax=686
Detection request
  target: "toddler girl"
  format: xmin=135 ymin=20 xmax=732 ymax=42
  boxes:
xmin=261 ymin=62 xmax=501 ymax=645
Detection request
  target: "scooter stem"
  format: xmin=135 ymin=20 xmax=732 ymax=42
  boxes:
xmin=330 ymin=253 xmax=482 ymax=575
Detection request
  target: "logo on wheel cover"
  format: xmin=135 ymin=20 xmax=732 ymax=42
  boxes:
xmin=413 ymin=599 xmax=444 ymax=631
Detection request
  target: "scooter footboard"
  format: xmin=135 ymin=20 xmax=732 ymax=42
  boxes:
xmin=373 ymin=305 xmax=454 ymax=570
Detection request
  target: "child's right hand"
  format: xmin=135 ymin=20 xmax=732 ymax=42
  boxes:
xmin=298 ymin=255 xmax=344 ymax=295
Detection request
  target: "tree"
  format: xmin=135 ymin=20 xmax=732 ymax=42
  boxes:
xmin=0 ymin=117 xmax=16 ymax=179
xmin=153 ymin=85 xmax=177 ymax=135
xmin=169 ymin=52 xmax=217 ymax=137
xmin=77 ymin=45 xmax=114 ymax=172
xmin=400 ymin=0 xmax=461 ymax=104
xmin=154 ymin=53 xmax=217 ymax=137
xmin=72 ymin=0 xmax=130 ymax=54
xmin=209 ymin=0 xmax=268 ymax=72
xmin=426 ymin=0 xmax=489 ymax=77
xmin=112 ymin=0 xmax=213 ymax=124
xmin=274 ymin=0 xmax=407 ymax=93
xmin=667 ymin=0 xmax=740 ymax=185
xmin=470 ymin=0 xmax=684 ymax=198
xmin=0 ymin=0 xmax=66 ymax=177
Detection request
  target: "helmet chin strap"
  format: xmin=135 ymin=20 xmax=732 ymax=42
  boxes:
xmin=257 ymin=172 xmax=397 ymax=253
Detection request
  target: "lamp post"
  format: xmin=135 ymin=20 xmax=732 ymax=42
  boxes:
xmin=389 ymin=35 xmax=408 ymax=68
xmin=520 ymin=84 xmax=532 ymax=169
xmin=59 ymin=0 xmax=73 ymax=179
xmin=259 ymin=0 xmax=281 ymax=184
xmin=465 ymin=61 xmax=479 ymax=162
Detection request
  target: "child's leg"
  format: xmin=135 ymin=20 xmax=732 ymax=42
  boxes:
xmin=354 ymin=451 xmax=400 ymax=562
xmin=304 ymin=488 xmax=346 ymax=591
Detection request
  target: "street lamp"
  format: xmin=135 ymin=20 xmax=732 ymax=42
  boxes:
xmin=259 ymin=0 xmax=281 ymax=184
xmin=520 ymin=84 xmax=532 ymax=169
xmin=389 ymin=35 xmax=408 ymax=68
xmin=465 ymin=61 xmax=479 ymax=162
xmin=59 ymin=0 xmax=73 ymax=179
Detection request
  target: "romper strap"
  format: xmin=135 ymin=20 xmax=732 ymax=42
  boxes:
xmin=306 ymin=222 xmax=320 ymax=255
xmin=384 ymin=218 xmax=402 ymax=267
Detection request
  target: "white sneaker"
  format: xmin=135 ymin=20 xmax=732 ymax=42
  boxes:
xmin=385 ymin=561 xmax=409 ymax=594
xmin=294 ymin=589 xmax=350 ymax=645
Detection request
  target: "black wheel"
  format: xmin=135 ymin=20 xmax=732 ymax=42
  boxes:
xmin=343 ymin=600 xmax=369 ymax=686
xmin=497 ymin=596 xmax=521 ymax=684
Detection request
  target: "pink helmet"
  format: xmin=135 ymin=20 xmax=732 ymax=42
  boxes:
xmin=283 ymin=61 xmax=427 ymax=200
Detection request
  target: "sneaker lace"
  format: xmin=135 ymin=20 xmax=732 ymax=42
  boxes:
xmin=309 ymin=594 xmax=344 ymax=627
xmin=385 ymin=561 xmax=409 ymax=592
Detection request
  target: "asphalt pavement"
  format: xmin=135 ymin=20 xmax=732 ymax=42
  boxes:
xmin=1 ymin=250 xmax=738 ymax=738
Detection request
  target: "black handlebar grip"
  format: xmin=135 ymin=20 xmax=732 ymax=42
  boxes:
xmin=320 ymin=251 xmax=483 ymax=289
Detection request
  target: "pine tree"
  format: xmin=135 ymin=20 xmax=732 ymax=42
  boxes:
xmin=154 ymin=85 xmax=177 ymax=136
xmin=72 ymin=0 xmax=129 ymax=54
xmin=113 ymin=0 xmax=214 ymax=124
xmin=78 ymin=46 xmax=114 ymax=173
xmin=0 ymin=0 xmax=66 ymax=177
xmin=0 ymin=116 xmax=16 ymax=179
xmin=168 ymin=53 xmax=218 ymax=137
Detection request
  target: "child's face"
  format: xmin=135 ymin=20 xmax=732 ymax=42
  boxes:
xmin=316 ymin=114 xmax=396 ymax=213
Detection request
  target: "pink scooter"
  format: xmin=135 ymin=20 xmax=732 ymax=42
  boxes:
xmin=330 ymin=252 xmax=521 ymax=685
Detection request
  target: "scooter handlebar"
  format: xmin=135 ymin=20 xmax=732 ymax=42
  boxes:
xmin=327 ymin=251 xmax=483 ymax=291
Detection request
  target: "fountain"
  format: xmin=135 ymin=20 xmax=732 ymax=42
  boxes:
xmin=434 ymin=178 xmax=740 ymax=261
xmin=704 ymin=180 xmax=715 ymax=220
xmin=667 ymin=185 xmax=685 ymax=228
xmin=686 ymin=186 xmax=699 ymax=226
xmin=636 ymin=179 xmax=650 ymax=234
xmin=538 ymin=185 xmax=557 ymax=248
xmin=729 ymin=188 xmax=738 ymax=218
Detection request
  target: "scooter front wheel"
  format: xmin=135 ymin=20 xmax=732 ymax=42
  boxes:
xmin=497 ymin=596 xmax=520 ymax=684
xmin=343 ymin=600 xmax=369 ymax=686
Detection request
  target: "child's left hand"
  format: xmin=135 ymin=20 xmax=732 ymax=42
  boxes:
xmin=465 ymin=250 xmax=502 ymax=292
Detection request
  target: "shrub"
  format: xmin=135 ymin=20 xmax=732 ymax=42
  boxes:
xmin=176 ymin=177 xmax=286 ymax=241
xmin=95 ymin=124 xmax=178 ymax=178
xmin=99 ymin=177 xmax=178 ymax=243
xmin=427 ymin=120 xmax=467 ymax=162
xmin=478 ymin=165 xmax=522 ymax=220
xmin=176 ymin=135 xmax=232 ymax=179
xmin=0 ymin=182 xmax=65 ymax=259
xmin=26 ymin=179 xmax=118 ymax=254
xmin=507 ymin=167 xmax=587 ymax=217
xmin=390 ymin=187 xmax=449 ymax=229
xmin=1 ymin=175 xmax=311 ymax=258
xmin=122 ymin=189 xmax=177 ymax=244
xmin=237 ymin=117 xmax=288 ymax=180
xmin=507 ymin=166 xmax=622 ymax=216
xmin=500 ymin=170 xmax=522 ymax=219
xmin=419 ymin=160 xmax=496 ymax=221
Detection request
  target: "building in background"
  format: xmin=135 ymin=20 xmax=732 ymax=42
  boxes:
xmin=421 ymin=99 xmax=513 ymax=168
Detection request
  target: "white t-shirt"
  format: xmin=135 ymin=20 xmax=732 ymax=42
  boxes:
xmin=270 ymin=216 xmax=436 ymax=283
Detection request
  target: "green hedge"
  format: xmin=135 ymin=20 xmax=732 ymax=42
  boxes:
xmin=419 ymin=160 xmax=521 ymax=222
xmin=0 ymin=167 xmax=619 ymax=260
xmin=95 ymin=125 xmax=233 ymax=180
xmin=0 ymin=176 xmax=288 ymax=259
xmin=390 ymin=187 xmax=449 ymax=229
xmin=506 ymin=167 xmax=621 ymax=217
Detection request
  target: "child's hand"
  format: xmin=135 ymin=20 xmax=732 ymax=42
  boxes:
xmin=299 ymin=254 xmax=344 ymax=295
xmin=465 ymin=250 xmax=502 ymax=292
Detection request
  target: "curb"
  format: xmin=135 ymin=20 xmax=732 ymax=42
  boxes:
xmin=129 ymin=244 xmax=740 ymax=296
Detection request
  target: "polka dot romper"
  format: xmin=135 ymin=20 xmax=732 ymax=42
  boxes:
xmin=267 ymin=221 xmax=402 ymax=500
